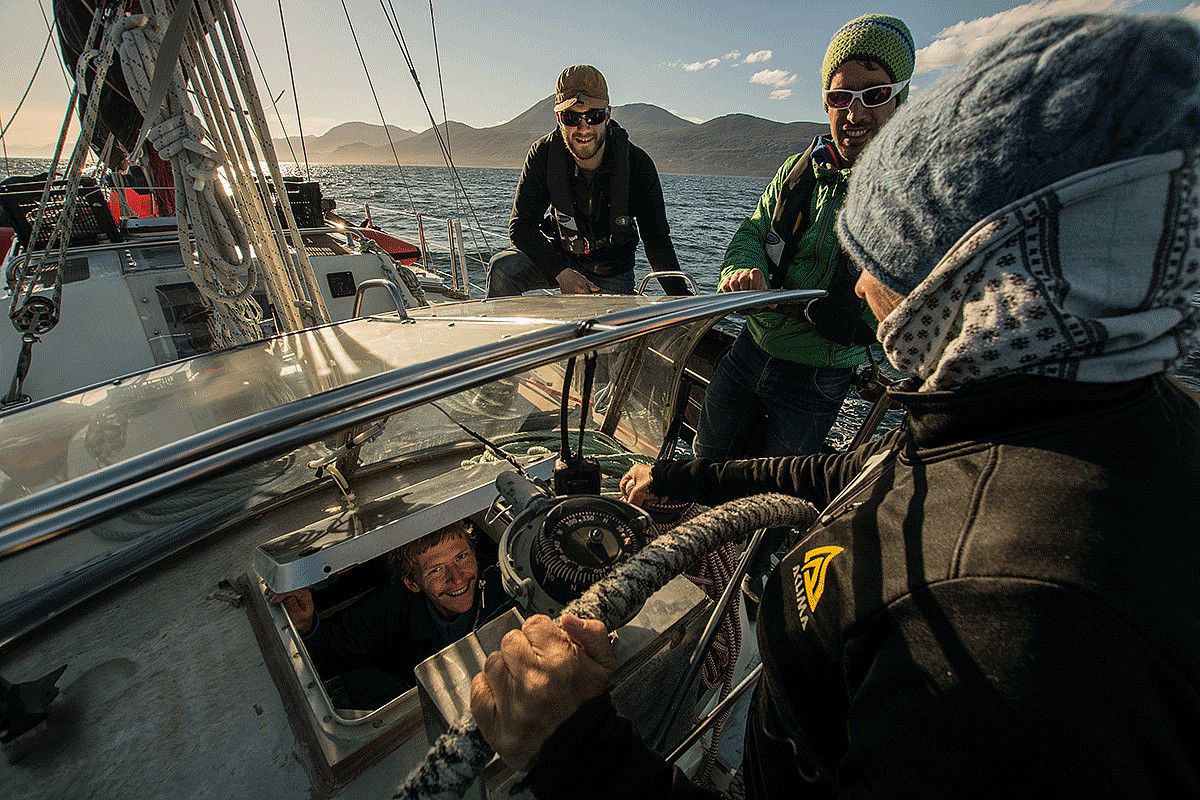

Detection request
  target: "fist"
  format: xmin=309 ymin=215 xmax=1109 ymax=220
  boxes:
xmin=618 ymin=463 xmax=659 ymax=508
xmin=266 ymin=588 xmax=315 ymax=634
xmin=470 ymin=614 xmax=615 ymax=769
xmin=717 ymin=268 xmax=767 ymax=293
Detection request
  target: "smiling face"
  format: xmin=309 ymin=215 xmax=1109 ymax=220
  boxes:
xmin=558 ymin=101 xmax=609 ymax=165
xmin=826 ymin=59 xmax=899 ymax=164
xmin=401 ymin=532 xmax=478 ymax=619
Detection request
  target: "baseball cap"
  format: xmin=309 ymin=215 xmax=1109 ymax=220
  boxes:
xmin=555 ymin=65 xmax=610 ymax=113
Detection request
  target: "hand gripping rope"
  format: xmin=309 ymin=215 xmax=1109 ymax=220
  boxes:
xmin=393 ymin=492 xmax=820 ymax=800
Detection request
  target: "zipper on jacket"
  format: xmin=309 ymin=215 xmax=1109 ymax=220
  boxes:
xmin=811 ymin=173 xmax=846 ymax=283
xmin=812 ymin=173 xmax=846 ymax=367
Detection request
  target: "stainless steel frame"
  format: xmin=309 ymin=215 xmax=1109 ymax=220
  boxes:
xmin=0 ymin=291 xmax=823 ymax=561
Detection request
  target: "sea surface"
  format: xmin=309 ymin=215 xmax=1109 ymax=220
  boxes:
xmin=291 ymin=162 xmax=761 ymax=298
xmin=4 ymin=157 xmax=1198 ymax=406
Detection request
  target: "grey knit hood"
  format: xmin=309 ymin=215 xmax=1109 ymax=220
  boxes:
xmin=837 ymin=13 xmax=1200 ymax=297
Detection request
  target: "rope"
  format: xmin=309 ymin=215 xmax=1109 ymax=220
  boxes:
xmin=10 ymin=5 xmax=120 ymax=334
xmin=377 ymin=0 xmax=493 ymax=264
xmin=693 ymin=539 xmax=740 ymax=787
xmin=115 ymin=0 xmax=332 ymax=345
xmin=201 ymin=0 xmax=330 ymax=325
xmin=118 ymin=5 xmax=263 ymax=344
xmin=394 ymin=493 xmax=821 ymax=800
xmin=275 ymin=0 xmax=309 ymax=178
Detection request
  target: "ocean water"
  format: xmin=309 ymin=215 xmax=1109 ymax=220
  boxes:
xmin=3 ymin=158 xmax=1198 ymax=400
xmin=295 ymin=162 xmax=761 ymax=297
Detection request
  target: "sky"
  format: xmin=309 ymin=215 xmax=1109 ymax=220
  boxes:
xmin=1 ymin=0 xmax=1198 ymax=154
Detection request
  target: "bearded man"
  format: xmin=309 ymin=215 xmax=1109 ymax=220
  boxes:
xmin=485 ymin=65 xmax=689 ymax=297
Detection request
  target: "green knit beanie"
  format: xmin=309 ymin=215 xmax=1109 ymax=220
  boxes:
xmin=822 ymin=14 xmax=915 ymax=103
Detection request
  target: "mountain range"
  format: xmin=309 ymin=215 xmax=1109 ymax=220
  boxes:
xmin=273 ymin=96 xmax=827 ymax=178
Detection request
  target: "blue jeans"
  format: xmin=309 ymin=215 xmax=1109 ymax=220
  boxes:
xmin=694 ymin=329 xmax=853 ymax=459
xmin=485 ymin=248 xmax=636 ymax=298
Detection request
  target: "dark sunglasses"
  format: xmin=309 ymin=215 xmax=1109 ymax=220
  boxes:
xmin=823 ymin=80 xmax=909 ymax=110
xmin=558 ymin=108 xmax=610 ymax=127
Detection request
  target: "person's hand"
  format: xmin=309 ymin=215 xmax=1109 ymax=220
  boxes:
xmin=470 ymin=614 xmax=615 ymax=770
xmin=556 ymin=268 xmax=601 ymax=294
xmin=266 ymin=588 xmax=315 ymax=634
xmin=619 ymin=463 xmax=660 ymax=508
xmin=717 ymin=268 xmax=767 ymax=293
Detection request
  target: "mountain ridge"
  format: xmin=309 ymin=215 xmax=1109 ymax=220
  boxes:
xmin=271 ymin=96 xmax=827 ymax=178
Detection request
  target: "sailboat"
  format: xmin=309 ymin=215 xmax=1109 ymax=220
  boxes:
xmin=0 ymin=2 xmax=880 ymax=798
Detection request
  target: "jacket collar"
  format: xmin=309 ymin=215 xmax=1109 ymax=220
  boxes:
xmin=890 ymin=374 xmax=1160 ymax=452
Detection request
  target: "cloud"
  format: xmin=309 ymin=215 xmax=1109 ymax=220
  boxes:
xmin=750 ymin=68 xmax=797 ymax=87
xmin=1180 ymin=3 xmax=1200 ymax=24
xmin=744 ymin=50 xmax=773 ymax=63
xmin=683 ymin=58 xmax=722 ymax=71
xmin=724 ymin=50 xmax=742 ymax=60
xmin=915 ymin=0 xmax=1135 ymax=75
xmin=668 ymin=109 xmax=706 ymax=124
xmin=768 ymin=89 xmax=793 ymax=101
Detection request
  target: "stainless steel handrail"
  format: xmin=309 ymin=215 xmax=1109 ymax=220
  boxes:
xmin=636 ymin=270 xmax=700 ymax=296
xmin=352 ymin=278 xmax=410 ymax=320
xmin=0 ymin=291 xmax=823 ymax=559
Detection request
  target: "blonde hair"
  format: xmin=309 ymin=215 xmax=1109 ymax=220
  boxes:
xmin=390 ymin=520 xmax=473 ymax=582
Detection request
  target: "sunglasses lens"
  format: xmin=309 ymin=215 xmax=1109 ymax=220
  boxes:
xmin=862 ymin=85 xmax=894 ymax=107
xmin=825 ymin=91 xmax=853 ymax=109
xmin=560 ymin=109 xmax=608 ymax=127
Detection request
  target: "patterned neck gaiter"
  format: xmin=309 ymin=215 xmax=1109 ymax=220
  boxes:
xmin=878 ymin=150 xmax=1199 ymax=391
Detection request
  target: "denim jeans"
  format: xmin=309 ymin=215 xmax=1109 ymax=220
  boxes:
xmin=485 ymin=248 xmax=636 ymax=298
xmin=694 ymin=329 xmax=853 ymax=459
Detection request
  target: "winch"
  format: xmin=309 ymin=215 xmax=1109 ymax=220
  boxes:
xmin=497 ymin=473 xmax=656 ymax=616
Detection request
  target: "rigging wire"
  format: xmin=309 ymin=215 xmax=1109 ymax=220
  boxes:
xmin=427 ymin=0 xmax=452 ymax=163
xmin=337 ymin=0 xmax=417 ymax=216
xmin=36 ymin=0 xmax=73 ymax=88
xmin=377 ymin=0 xmax=493 ymax=271
xmin=275 ymin=0 xmax=310 ymax=177
xmin=230 ymin=0 xmax=303 ymax=167
xmin=426 ymin=0 xmax=468 ymax=256
xmin=0 ymin=24 xmax=58 ymax=146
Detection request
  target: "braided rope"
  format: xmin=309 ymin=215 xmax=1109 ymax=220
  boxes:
xmin=394 ymin=493 xmax=820 ymax=800
xmin=11 ymin=7 xmax=131 ymax=325
xmin=117 ymin=8 xmax=261 ymax=344
xmin=116 ymin=0 xmax=333 ymax=345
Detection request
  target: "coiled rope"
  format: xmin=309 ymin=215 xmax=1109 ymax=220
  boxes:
xmin=118 ymin=0 xmax=331 ymax=345
xmin=393 ymin=492 xmax=820 ymax=800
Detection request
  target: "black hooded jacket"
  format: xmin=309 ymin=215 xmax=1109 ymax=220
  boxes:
xmin=509 ymin=120 xmax=685 ymax=293
xmin=528 ymin=375 xmax=1200 ymax=800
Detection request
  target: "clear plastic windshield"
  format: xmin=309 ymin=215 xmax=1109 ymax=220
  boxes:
xmin=0 ymin=294 xmax=723 ymax=643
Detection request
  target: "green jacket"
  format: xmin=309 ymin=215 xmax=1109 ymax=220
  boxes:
xmin=720 ymin=136 xmax=877 ymax=368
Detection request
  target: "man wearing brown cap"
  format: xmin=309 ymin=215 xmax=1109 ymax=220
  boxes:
xmin=485 ymin=65 xmax=689 ymax=297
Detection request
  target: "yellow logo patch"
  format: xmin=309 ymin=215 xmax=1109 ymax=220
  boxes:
xmin=802 ymin=545 xmax=844 ymax=612
xmin=791 ymin=545 xmax=844 ymax=630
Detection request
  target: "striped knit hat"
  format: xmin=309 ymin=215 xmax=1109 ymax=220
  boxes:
xmin=822 ymin=14 xmax=915 ymax=103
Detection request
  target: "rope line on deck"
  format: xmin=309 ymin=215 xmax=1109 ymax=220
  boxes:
xmin=394 ymin=493 xmax=820 ymax=800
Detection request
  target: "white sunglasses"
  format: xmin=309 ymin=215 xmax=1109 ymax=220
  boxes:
xmin=823 ymin=79 xmax=909 ymax=109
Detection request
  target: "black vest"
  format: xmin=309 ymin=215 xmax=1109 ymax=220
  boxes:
xmin=544 ymin=122 xmax=638 ymax=256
